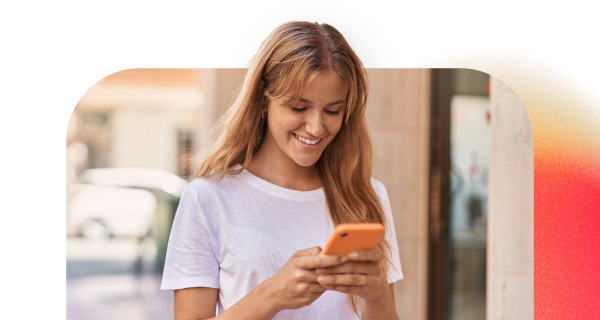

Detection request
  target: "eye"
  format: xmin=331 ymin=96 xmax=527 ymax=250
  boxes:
xmin=325 ymin=110 xmax=340 ymax=115
xmin=291 ymin=107 xmax=307 ymax=112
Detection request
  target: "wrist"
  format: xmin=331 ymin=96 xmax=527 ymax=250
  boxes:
xmin=363 ymin=277 xmax=388 ymax=303
xmin=361 ymin=286 xmax=398 ymax=320
xmin=253 ymin=278 xmax=282 ymax=316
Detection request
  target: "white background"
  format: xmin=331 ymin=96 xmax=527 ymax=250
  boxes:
xmin=1 ymin=0 xmax=598 ymax=317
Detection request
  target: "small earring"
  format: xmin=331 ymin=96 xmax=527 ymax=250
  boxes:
xmin=261 ymin=110 xmax=267 ymax=120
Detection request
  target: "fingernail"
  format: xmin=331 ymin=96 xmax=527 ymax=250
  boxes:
xmin=318 ymin=276 xmax=331 ymax=284
xmin=349 ymin=252 xmax=359 ymax=259
xmin=340 ymin=256 xmax=348 ymax=263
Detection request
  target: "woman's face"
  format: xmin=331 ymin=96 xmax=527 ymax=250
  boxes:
xmin=262 ymin=70 xmax=348 ymax=168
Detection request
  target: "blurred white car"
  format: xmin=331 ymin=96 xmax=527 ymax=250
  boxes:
xmin=67 ymin=168 xmax=188 ymax=240
xmin=67 ymin=184 xmax=157 ymax=239
xmin=79 ymin=167 xmax=187 ymax=196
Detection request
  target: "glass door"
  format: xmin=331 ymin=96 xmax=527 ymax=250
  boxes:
xmin=428 ymin=69 xmax=490 ymax=320
xmin=447 ymin=70 xmax=490 ymax=320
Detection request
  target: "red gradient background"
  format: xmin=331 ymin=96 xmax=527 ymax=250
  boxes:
xmin=533 ymin=107 xmax=600 ymax=318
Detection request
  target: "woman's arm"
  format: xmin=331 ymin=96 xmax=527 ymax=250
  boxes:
xmin=174 ymin=287 xmax=218 ymax=319
xmin=174 ymin=247 xmax=348 ymax=320
xmin=174 ymin=286 xmax=278 ymax=320
xmin=361 ymin=284 xmax=398 ymax=320
xmin=316 ymin=249 xmax=399 ymax=320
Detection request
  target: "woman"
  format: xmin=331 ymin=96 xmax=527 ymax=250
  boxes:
xmin=161 ymin=21 xmax=403 ymax=319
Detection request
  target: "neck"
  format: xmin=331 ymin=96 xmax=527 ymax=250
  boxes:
xmin=246 ymin=138 xmax=322 ymax=191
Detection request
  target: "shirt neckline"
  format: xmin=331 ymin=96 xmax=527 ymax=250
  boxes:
xmin=234 ymin=165 xmax=325 ymax=200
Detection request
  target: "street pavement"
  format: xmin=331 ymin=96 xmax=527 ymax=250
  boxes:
xmin=67 ymin=237 xmax=173 ymax=320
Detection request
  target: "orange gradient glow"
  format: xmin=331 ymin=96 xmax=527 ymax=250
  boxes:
xmin=530 ymin=102 xmax=600 ymax=319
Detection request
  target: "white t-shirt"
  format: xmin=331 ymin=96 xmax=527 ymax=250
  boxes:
xmin=161 ymin=168 xmax=403 ymax=319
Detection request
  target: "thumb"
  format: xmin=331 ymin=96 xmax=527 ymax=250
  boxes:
xmin=295 ymin=246 xmax=322 ymax=257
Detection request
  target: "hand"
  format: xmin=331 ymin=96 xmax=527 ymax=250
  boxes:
xmin=260 ymin=246 xmax=348 ymax=311
xmin=315 ymin=248 xmax=387 ymax=303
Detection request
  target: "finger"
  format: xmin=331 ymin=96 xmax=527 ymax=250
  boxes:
xmin=296 ymin=254 xmax=348 ymax=269
xmin=293 ymin=269 xmax=320 ymax=283
xmin=293 ymin=246 xmax=322 ymax=257
xmin=317 ymin=274 xmax=370 ymax=287
xmin=317 ymin=261 xmax=379 ymax=275
xmin=309 ymin=283 xmax=327 ymax=293
xmin=295 ymin=279 xmax=327 ymax=294
xmin=318 ymin=284 xmax=362 ymax=295
xmin=347 ymin=248 xmax=382 ymax=262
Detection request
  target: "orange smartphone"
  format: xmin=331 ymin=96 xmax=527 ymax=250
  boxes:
xmin=320 ymin=223 xmax=385 ymax=255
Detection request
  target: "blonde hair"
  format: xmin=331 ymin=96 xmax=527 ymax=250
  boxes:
xmin=195 ymin=21 xmax=392 ymax=315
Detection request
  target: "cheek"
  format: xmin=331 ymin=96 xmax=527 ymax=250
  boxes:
xmin=326 ymin=118 xmax=344 ymax=137
xmin=269 ymin=115 xmax=301 ymax=137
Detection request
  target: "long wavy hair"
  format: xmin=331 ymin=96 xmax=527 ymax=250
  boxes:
xmin=195 ymin=21 xmax=392 ymax=315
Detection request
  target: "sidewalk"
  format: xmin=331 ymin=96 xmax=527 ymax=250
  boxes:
xmin=67 ymin=237 xmax=173 ymax=320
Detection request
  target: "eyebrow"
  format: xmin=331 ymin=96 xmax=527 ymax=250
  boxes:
xmin=299 ymin=98 xmax=346 ymax=107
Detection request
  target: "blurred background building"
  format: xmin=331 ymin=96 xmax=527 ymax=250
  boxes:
xmin=66 ymin=68 xmax=533 ymax=320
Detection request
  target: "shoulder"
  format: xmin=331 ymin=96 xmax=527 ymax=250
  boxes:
xmin=175 ymin=173 xmax=245 ymax=225
xmin=181 ymin=174 xmax=241 ymax=207
xmin=370 ymin=177 xmax=388 ymax=199
xmin=183 ymin=173 xmax=244 ymax=203
xmin=370 ymin=177 xmax=384 ymax=190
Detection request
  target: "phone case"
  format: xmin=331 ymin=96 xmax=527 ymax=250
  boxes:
xmin=320 ymin=223 xmax=384 ymax=255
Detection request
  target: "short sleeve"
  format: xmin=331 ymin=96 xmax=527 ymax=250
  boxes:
xmin=372 ymin=178 xmax=404 ymax=283
xmin=160 ymin=183 xmax=220 ymax=290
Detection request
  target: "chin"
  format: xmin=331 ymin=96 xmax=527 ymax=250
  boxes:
xmin=292 ymin=155 xmax=321 ymax=167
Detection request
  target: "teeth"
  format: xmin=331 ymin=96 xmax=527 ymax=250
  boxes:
xmin=295 ymin=134 xmax=320 ymax=145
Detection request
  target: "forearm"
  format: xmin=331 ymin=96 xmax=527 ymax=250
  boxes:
xmin=361 ymin=285 xmax=399 ymax=320
xmin=201 ymin=283 xmax=279 ymax=320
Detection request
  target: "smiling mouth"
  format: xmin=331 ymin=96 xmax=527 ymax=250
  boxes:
xmin=293 ymin=133 xmax=321 ymax=145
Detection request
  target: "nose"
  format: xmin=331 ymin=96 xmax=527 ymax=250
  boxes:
xmin=305 ymin=109 xmax=326 ymax=138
